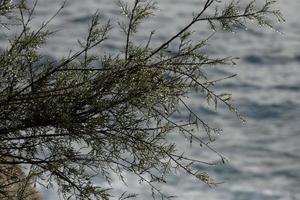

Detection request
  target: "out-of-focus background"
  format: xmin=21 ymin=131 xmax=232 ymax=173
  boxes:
xmin=2 ymin=0 xmax=300 ymax=199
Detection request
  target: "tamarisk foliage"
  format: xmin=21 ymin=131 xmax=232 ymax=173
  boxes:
xmin=0 ymin=0 xmax=283 ymax=199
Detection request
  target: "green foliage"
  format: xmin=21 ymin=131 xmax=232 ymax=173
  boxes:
xmin=0 ymin=0 xmax=282 ymax=199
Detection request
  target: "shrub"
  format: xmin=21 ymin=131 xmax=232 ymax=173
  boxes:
xmin=0 ymin=0 xmax=283 ymax=199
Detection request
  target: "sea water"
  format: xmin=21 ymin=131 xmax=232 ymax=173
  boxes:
xmin=1 ymin=0 xmax=299 ymax=199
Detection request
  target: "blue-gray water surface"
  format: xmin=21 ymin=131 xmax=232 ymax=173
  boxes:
xmin=1 ymin=0 xmax=300 ymax=199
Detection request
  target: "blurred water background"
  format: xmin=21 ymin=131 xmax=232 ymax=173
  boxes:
xmin=2 ymin=0 xmax=300 ymax=199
